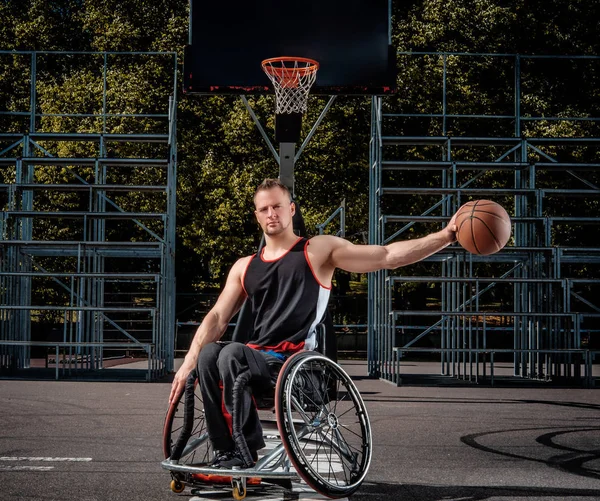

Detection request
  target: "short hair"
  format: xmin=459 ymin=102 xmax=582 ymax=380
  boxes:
xmin=254 ymin=178 xmax=292 ymax=201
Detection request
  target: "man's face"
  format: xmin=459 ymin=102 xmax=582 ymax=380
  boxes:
xmin=254 ymin=187 xmax=295 ymax=236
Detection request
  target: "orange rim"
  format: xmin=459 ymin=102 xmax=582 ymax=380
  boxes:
xmin=261 ymin=57 xmax=319 ymax=78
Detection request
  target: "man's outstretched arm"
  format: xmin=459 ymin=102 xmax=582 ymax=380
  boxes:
xmin=168 ymin=257 xmax=249 ymax=405
xmin=312 ymin=222 xmax=456 ymax=275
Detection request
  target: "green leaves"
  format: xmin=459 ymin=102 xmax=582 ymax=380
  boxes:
xmin=2 ymin=0 xmax=599 ymax=292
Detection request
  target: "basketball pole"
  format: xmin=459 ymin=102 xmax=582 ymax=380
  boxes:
xmin=275 ymin=112 xmax=304 ymax=196
xmin=279 ymin=141 xmax=295 ymax=196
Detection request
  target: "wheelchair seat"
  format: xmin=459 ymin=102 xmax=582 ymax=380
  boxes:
xmin=249 ymin=320 xmax=332 ymax=410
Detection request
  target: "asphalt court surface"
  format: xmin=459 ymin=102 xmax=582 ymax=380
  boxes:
xmin=0 ymin=360 xmax=599 ymax=501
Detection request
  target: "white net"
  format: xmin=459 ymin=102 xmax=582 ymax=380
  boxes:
xmin=262 ymin=58 xmax=319 ymax=115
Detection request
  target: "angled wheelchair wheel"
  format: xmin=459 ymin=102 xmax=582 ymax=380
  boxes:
xmin=163 ymin=370 xmax=213 ymax=466
xmin=275 ymin=352 xmax=372 ymax=498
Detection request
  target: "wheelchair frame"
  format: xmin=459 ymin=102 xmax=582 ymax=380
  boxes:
xmin=161 ymin=351 xmax=372 ymax=500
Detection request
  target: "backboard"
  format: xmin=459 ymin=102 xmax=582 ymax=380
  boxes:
xmin=184 ymin=0 xmax=396 ymax=95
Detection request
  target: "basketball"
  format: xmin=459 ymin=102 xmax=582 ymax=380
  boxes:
xmin=455 ymin=200 xmax=511 ymax=255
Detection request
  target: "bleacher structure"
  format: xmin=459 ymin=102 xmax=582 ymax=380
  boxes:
xmin=2 ymin=50 xmax=598 ymax=387
xmin=368 ymin=53 xmax=599 ymax=387
xmin=0 ymin=51 xmax=177 ymax=381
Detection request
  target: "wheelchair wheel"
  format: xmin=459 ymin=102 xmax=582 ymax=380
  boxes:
xmin=275 ymin=352 xmax=372 ymax=498
xmin=162 ymin=372 xmax=213 ymax=466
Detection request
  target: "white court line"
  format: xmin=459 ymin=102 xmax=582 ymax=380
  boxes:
xmin=0 ymin=465 xmax=54 ymax=471
xmin=0 ymin=457 xmax=92 ymax=462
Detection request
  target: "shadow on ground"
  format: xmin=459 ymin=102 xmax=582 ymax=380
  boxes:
xmin=351 ymin=482 xmax=600 ymax=500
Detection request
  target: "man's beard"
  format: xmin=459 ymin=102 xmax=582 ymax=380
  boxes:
xmin=265 ymin=221 xmax=287 ymax=235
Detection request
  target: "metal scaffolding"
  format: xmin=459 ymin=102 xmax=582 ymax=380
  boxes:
xmin=0 ymin=51 xmax=178 ymax=381
xmin=369 ymin=52 xmax=599 ymax=387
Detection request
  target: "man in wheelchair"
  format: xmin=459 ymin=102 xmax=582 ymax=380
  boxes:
xmin=169 ymin=178 xmax=458 ymax=470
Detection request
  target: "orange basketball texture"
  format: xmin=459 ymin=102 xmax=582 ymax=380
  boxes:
xmin=455 ymin=200 xmax=511 ymax=255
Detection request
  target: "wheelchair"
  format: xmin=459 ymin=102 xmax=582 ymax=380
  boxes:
xmin=161 ymin=347 xmax=372 ymax=499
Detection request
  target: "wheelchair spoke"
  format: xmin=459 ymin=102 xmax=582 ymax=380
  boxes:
xmin=308 ymin=428 xmax=332 ymax=478
xmin=289 ymin=393 xmax=317 ymax=425
xmin=298 ymin=411 xmax=361 ymax=487
xmin=335 ymin=427 xmax=364 ymax=465
xmin=320 ymin=424 xmax=355 ymax=468
xmin=323 ymin=435 xmax=337 ymax=484
xmin=297 ymin=388 xmax=325 ymax=414
xmin=319 ymin=427 xmax=343 ymax=483
xmin=338 ymin=421 xmax=365 ymax=441
xmin=170 ymin=422 xmax=184 ymax=435
xmin=333 ymin=403 xmax=357 ymax=421
xmin=181 ymin=433 xmax=210 ymax=458
xmin=301 ymin=427 xmax=343 ymax=484
xmin=303 ymin=362 xmax=333 ymax=413
xmin=305 ymin=430 xmax=326 ymax=469
xmin=191 ymin=413 xmax=206 ymax=436
xmin=332 ymin=433 xmax=353 ymax=485
xmin=327 ymin=424 xmax=364 ymax=485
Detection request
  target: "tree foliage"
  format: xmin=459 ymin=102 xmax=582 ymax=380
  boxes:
xmin=1 ymin=0 xmax=599 ymax=297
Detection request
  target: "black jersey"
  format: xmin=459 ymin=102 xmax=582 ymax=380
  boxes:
xmin=242 ymin=237 xmax=331 ymax=353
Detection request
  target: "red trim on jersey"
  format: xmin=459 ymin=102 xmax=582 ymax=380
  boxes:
xmin=304 ymin=240 xmax=332 ymax=290
xmin=240 ymin=254 xmax=255 ymax=296
xmin=246 ymin=340 xmax=305 ymax=354
xmin=260 ymin=236 xmax=303 ymax=263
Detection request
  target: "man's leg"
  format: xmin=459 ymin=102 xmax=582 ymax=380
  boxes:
xmin=196 ymin=342 xmax=235 ymax=453
xmin=217 ymin=342 xmax=267 ymax=453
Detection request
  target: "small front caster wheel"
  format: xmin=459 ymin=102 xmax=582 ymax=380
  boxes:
xmin=232 ymin=482 xmax=247 ymax=500
xmin=170 ymin=479 xmax=185 ymax=493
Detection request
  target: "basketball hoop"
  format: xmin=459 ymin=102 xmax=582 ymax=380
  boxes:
xmin=261 ymin=57 xmax=319 ymax=115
